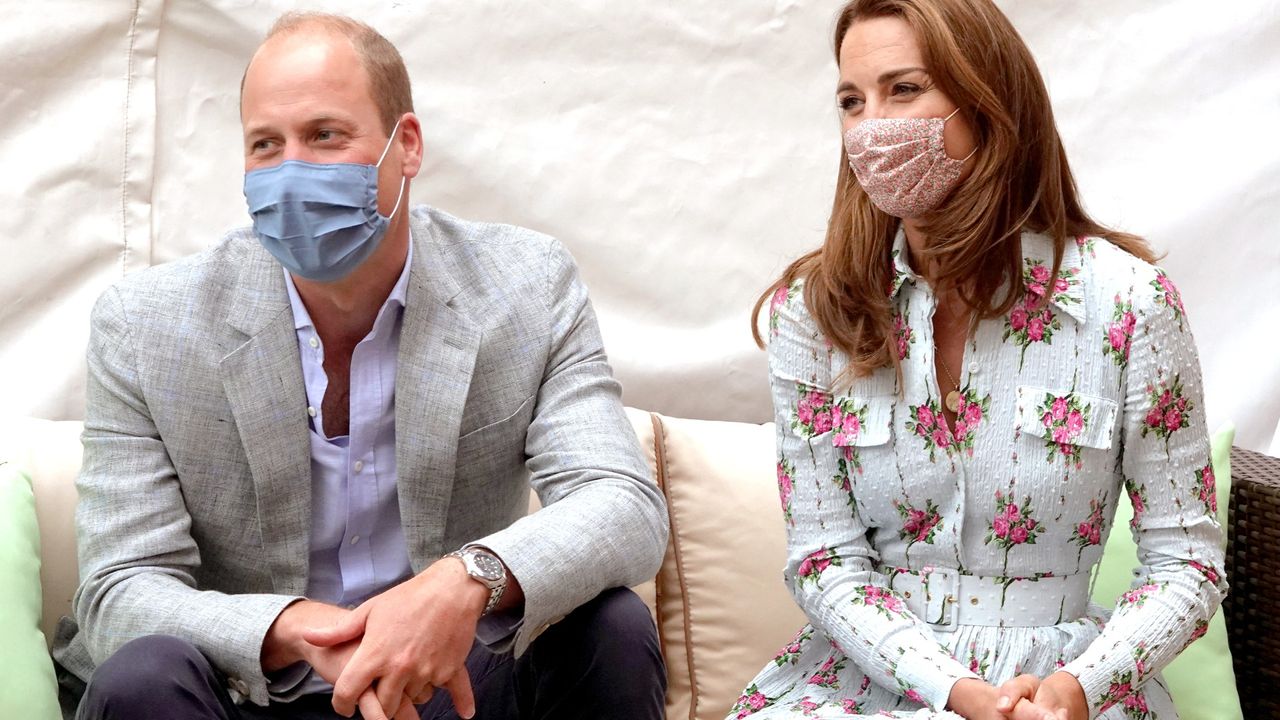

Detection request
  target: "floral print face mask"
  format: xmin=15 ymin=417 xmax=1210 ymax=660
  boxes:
xmin=843 ymin=107 xmax=976 ymax=219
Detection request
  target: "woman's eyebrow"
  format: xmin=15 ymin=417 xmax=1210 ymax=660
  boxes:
xmin=837 ymin=67 xmax=928 ymax=93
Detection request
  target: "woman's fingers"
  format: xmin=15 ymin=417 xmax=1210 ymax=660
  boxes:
xmin=996 ymin=674 xmax=1041 ymax=713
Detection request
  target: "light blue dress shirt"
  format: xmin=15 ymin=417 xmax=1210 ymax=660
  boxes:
xmin=274 ymin=243 xmax=415 ymax=697
xmin=270 ymin=239 xmax=520 ymax=700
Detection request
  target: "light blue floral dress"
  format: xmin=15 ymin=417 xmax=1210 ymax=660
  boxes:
xmin=728 ymin=231 xmax=1226 ymax=719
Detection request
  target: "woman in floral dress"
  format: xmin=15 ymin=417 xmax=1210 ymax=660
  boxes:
xmin=730 ymin=1 xmax=1225 ymax=719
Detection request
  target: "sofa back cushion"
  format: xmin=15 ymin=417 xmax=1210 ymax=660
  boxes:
xmin=650 ymin=413 xmax=803 ymax=720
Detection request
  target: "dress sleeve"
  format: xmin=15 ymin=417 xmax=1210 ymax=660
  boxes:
xmin=768 ymin=286 xmax=980 ymax=711
xmin=1061 ymin=268 xmax=1227 ymax=717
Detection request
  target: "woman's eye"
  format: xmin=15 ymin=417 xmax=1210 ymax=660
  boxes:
xmin=839 ymin=95 xmax=864 ymax=112
xmin=892 ymin=83 xmax=921 ymax=96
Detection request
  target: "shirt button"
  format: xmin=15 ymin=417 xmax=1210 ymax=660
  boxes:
xmin=350 ymin=535 xmax=361 ymax=545
xmin=307 ymin=406 xmax=317 ymax=418
xmin=353 ymin=460 xmax=364 ymax=473
xmin=309 ymin=336 xmax=319 ymax=349
xmin=968 ymin=362 xmax=980 ymax=374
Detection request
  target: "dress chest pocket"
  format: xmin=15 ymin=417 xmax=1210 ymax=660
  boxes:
xmin=827 ymin=393 xmax=895 ymax=489
xmin=829 ymin=368 xmax=897 ymax=449
xmin=1014 ymin=385 xmax=1119 ymax=466
xmin=828 ymin=395 xmax=894 ymax=448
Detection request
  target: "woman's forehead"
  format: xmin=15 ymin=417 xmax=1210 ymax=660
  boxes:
xmin=839 ymin=16 xmax=923 ymax=73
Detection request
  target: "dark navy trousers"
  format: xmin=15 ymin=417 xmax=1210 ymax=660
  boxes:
xmin=75 ymin=587 xmax=664 ymax=720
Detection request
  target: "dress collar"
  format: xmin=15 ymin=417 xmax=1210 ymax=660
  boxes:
xmin=887 ymin=227 xmax=1087 ymax=325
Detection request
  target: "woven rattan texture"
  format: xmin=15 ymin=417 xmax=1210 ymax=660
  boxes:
xmin=1226 ymin=446 xmax=1280 ymax=718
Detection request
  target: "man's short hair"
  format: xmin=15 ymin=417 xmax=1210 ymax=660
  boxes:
xmin=259 ymin=12 xmax=413 ymax=135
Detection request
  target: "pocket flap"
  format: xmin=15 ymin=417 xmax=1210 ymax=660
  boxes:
xmin=830 ymin=395 xmax=893 ymax=448
xmin=1015 ymin=386 xmax=1118 ymax=450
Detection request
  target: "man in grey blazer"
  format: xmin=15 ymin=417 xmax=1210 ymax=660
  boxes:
xmin=53 ymin=11 xmax=668 ymax=720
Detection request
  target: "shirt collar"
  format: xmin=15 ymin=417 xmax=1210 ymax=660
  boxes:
xmin=1019 ymin=231 xmax=1086 ymax=324
xmin=887 ymin=227 xmax=1087 ymax=325
xmin=888 ymin=227 xmax=917 ymax=298
xmin=284 ymin=232 xmax=414 ymax=336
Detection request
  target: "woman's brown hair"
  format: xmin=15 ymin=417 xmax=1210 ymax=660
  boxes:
xmin=752 ymin=0 xmax=1155 ymax=382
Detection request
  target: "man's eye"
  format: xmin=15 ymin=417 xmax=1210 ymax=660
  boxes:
xmin=316 ymin=130 xmax=336 ymax=142
xmin=251 ymin=139 xmax=273 ymax=152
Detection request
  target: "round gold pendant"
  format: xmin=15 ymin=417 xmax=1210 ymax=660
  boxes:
xmin=945 ymin=390 xmax=961 ymax=413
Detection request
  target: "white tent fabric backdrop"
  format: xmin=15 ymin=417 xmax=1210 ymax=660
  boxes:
xmin=1 ymin=0 xmax=1278 ymax=452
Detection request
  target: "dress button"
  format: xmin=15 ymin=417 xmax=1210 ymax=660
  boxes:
xmin=968 ymin=362 xmax=980 ymax=374
xmin=309 ymin=336 xmax=319 ymax=349
xmin=354 ymin=460 xmax=364 ymax=473
xmin=350 ymin=535 xmax=361 ymax=545
xmin=307 ymin=406 xmax=317 ymax=418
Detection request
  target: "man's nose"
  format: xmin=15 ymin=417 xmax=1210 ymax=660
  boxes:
xmin=282 ymin=141 xmax=310 ymax=163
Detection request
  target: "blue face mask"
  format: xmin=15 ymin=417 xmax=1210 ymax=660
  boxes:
xmin=244 ymin=119 xmax=406 ymax=282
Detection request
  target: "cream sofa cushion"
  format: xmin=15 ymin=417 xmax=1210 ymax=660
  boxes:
xmin=9 ymin=409 xmax=800 ymax=720
xmin=650 ymin=414 xmax=803 ymax=720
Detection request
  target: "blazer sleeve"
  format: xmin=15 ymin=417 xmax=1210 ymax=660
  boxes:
xmin=1061 ymin=268 xmax=1227 ymax=717
xmin=73 ymin=284 xmax=299 ymax=706
xmin=767 ymin=284 xmax=980 ymax=711
xmin=468 ymin=238 xmax=669 ymax=655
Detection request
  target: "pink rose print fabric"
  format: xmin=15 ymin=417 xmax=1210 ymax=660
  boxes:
xmin=1151 ymin=269 xmax=1185 ymax=329
xmin=892 ymin=303 xmax=914 ymax=361
xmin=1141 ymin=375 xmax=1192 ymax=453
xmin=770 ymin=284 xmax=797 ymax=336
xmin=732 ymin=231 xmax=1223 ymax=719
xmin=1036 ymin=392 xmax=1092 ymax=468
xmin=778 ymin=457 xmax=797 ymax=526
xmin=1104 ymin=294 xmax=1137 ymax=369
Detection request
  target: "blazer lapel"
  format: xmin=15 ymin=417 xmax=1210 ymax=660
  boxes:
xmin=219 ymin=247 xmax=313 ymax=596
xmin=397 ymin=220 xmax=480 ymax=569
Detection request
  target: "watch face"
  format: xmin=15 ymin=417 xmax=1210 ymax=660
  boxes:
xmin=470 ymin=552 xmax=505 ymax=582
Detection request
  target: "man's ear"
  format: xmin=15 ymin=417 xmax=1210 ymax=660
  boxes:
xmin=398 ymin=112 xmax=424 ymax=180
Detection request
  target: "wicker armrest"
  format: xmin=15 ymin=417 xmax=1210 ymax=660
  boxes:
xmin=1225 ymin=445 xmax=1280 ymax=718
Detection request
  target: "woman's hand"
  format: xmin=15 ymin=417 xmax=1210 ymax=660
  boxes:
xmin=1029 ymin=672 xmax=1089 ymax=720
xmin=947 ymin=676 xmax=1070 ymax=720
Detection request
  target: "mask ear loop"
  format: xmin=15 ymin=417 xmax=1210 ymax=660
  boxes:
xmin=942 ymin=107 xmax=979 ymax=163
xmin=376 ymin=117 xmax=407 ymax=221
xmin=385 ymin=178 xmax=407 ymax=221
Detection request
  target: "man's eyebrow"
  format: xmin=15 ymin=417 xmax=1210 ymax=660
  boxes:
xmin=304 ymin=115 xmax=357 ymax=128
xmin=242 ymin=115 xmax=357 ymax=138
xmin=837 ymin=67 xmax=929 ymax=93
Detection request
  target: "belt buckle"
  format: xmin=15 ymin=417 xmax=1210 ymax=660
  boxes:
xmin=923 ymin=566 xmax=959 ymax=631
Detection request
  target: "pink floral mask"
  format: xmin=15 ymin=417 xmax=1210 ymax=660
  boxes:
xmin=843 ymin=107 xmax=975 ymax=218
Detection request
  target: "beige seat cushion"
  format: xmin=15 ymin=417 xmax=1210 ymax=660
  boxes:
xmin=651 ymin=413 xmax=803 ymax=720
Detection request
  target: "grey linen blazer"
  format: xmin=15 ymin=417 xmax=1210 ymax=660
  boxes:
xmin=52 ymin=206 xmax=669 ymax=706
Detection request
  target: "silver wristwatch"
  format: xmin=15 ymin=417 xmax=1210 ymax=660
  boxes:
xmin=447 ymin=546 xmax=507 ymax=615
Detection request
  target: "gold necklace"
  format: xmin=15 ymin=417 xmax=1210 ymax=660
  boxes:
xmin=938 ymin=354 xmax=962 ymax=413
xmin=935 ymin=306 xmax=973 ymax=414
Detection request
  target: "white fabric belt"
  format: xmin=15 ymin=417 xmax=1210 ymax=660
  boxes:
xmin=883 ymin=567 xmax=1091 ymax=631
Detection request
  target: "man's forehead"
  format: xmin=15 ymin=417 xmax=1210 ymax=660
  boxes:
xmin=241 ymin=28 xmax=375 ymax=127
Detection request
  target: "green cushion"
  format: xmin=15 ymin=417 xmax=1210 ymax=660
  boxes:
xmin=1092 ymin=424 xmax=1241 ymax=720
xmin=0 ymin=463 xmax=60 ymax=720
